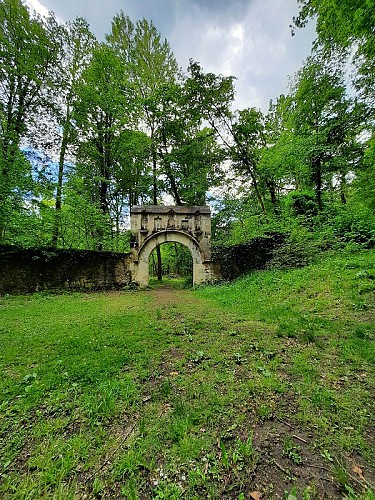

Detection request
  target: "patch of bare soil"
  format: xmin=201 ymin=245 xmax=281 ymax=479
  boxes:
xmin=149 ymin=285 xmax=194 ymax=307
xmin=251 ymin=420 xmax=339 ymax=498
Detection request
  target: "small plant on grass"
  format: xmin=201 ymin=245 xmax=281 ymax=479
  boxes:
xmin=282 ymin=437 xmax=303 ymax=464
xmin=190 ymin=350 xmax=206 ymax=364
xmin=233 ymin=352 xmax=246 ymax=364
xmin=283 ymin=486 xmax=298 ymax=500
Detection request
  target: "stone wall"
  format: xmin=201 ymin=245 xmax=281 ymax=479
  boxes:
xmin=213 ymin=233 xmax=286 ymax=281
xmin=0 ymin=246 xmax=133 ymax=295
xmin=0 ymin=233 xmax=286 ymax=294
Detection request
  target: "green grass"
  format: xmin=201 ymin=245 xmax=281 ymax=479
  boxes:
xmin=0 ymin=249 xmax=374 ymax=498
xmin=149 ymin=275 xmax=192 ymax=289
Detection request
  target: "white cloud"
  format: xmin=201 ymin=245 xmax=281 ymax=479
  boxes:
xmin=24 ymin=0 xmax=316 ymax=113
xmin=25 ymin=0 xmax=49 ymax=17
xmin=170 ymin=0 xmax=315 ymax=111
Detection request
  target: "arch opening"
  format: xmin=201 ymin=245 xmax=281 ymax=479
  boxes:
xmin=149 ymin=242 xmax=193 ymax=288
xmin=135 ymin=230 xmax=208 ymax=287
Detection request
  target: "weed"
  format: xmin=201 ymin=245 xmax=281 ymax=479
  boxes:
xmin=283 ymin=437 xmax=303 ymax=464
xmin=256 ymin=404 xmax=273 ymax=420
xmin=321 ymin=449 xmax=334 ymax=462
xmin=334 ymin=461 xmax=350 ymax=490
xmin=159 ymin=379 xmax=172 ymax=397
xmin=190 ymin=350 xmax=206 ymax=364
xmin=284 ymin=487 xmax=298 ymax=500
xmin=233 ymin=352 xmax=247 ymax=364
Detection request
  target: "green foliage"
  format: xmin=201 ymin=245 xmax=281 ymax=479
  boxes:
xmin=289 ymin=53 xmax=360 ymax=210
xmin=356 ymin=134 xmax=375 ymax=209
xmin=294 ymin=0 xmax=375 ymax=104
xmin=330 ymin=202 xmax=375 ymax=247
xmin=0 ymin=0 xmax=61 ymax=236
xmin=0 ymin=0 xmax=373 ymax=258
xmin=283 ymin=438 xmax=303 ymax=464
xmin=149 ymin=243 xmax=192 ymax=278
xmin=284 ymin=191 xmax=318 ymax=218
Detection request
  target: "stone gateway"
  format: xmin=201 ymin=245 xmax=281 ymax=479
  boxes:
xmin=129 ymin=205 xmax=216 ymax=286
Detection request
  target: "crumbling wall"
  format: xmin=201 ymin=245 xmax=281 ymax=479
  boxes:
xmin=0 ymin=246 xmax=133 ymax=294
xmin=212 ymin=233 xmax=286 ymax=281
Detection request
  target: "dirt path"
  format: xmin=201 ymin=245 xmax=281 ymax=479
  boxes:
xmin=148 ymin=285 xmax=200 ymax=308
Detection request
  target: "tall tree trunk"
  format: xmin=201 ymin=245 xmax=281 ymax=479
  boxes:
xmin=151 ymin=137 xmax=158 ymax=205
xmin=52 ymin=126 xmax=69 ymax=247
xmin=244 ymin=162 xmax=267 ymax=217
xmin=339 ymin=170 xmax=347 ymax=204
xmin=156 ymin=245 xmax=163 ymax=281
xmin=312 ymin=156 xmax=323 ymax=210
xmin=151 ymin=133 xmax=163 ymax=281
xmin=266 ymin=179 xmax=277 ymax=209
xmin=165 ymin=167 xmax=182 ymax=205
xmin=160 ymin=127 xmax=183 ymax=205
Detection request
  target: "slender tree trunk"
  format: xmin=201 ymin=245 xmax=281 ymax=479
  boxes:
xmin=52 ymin=127 xmax=69 ymax=247
xmin=266 ymin=179 xmax=277 ymax=209
xmin=151 ymin=133 xmax=163 ymax=281
xmin=165 ymin=167 xmax=182 ymax=205
xmin=160 ymin=127 xmax=182 ymax=205
xmin=312 ymin=156 xmax=323 ymax=210
xmin=339 ymin=171 xmax=347 ymax=204
xmin=244 ymin=162 xmax=267 ymax=217
xmin=156 ymin=245 xmax=163 ymax=281
xmin=233 ymin=137 xmax=268 ymax=218
xmin=151 ymin=141 xmax=158 ymax=206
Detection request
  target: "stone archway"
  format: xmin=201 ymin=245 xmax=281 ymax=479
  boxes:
xmin=129 ymin=205 xmax=216 ymax=287
xmin=136 ymin=230 xmax=207 ymax=287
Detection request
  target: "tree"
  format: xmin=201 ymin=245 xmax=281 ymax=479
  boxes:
xmin=184 ymin=60 xmax=235 ymax=150
xmin=107 ymin=13 xmax=180 ymax=279
xmin=230 ymin=108 xmax=269 ymax=214
xmin=51 ymin=18 xmax=96 ymax=246
xmin=289 ymin=54 xmax=360 ymax=209
xmin=185 ymin=61 xmax=270 ymax=216
xmin=293 ymin=0 xmax=375 ymax=105
xmin=71 ymin=43 xmax=154 ymax=251
xmin=107 ymin=13 xmax=180 ymax=205
xmin=0 ymin=0 xmax=61 ymax=238
xmin=293 ymin=0 xmax=375 ymax=53
xmin=149 ymin=80 xmax=224 ymax=205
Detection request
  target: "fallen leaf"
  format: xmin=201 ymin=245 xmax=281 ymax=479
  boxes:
xmin=353 ymin=464 xmax=365 ymax=480
xmin=169 ymin=371 xmax=179 ymax=376
xmin=250 ymin=492 xmax=261 ymax=500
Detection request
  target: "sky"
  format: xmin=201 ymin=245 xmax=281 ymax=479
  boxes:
xmin=25 ymin=0 xmax=316 ymax=112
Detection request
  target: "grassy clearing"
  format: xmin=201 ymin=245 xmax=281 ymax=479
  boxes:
xmin=0 ymin=249 xmax=374 ymax=498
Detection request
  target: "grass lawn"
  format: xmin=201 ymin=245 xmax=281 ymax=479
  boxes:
xmin=0 ymin=249 xmax=374 ymax=499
